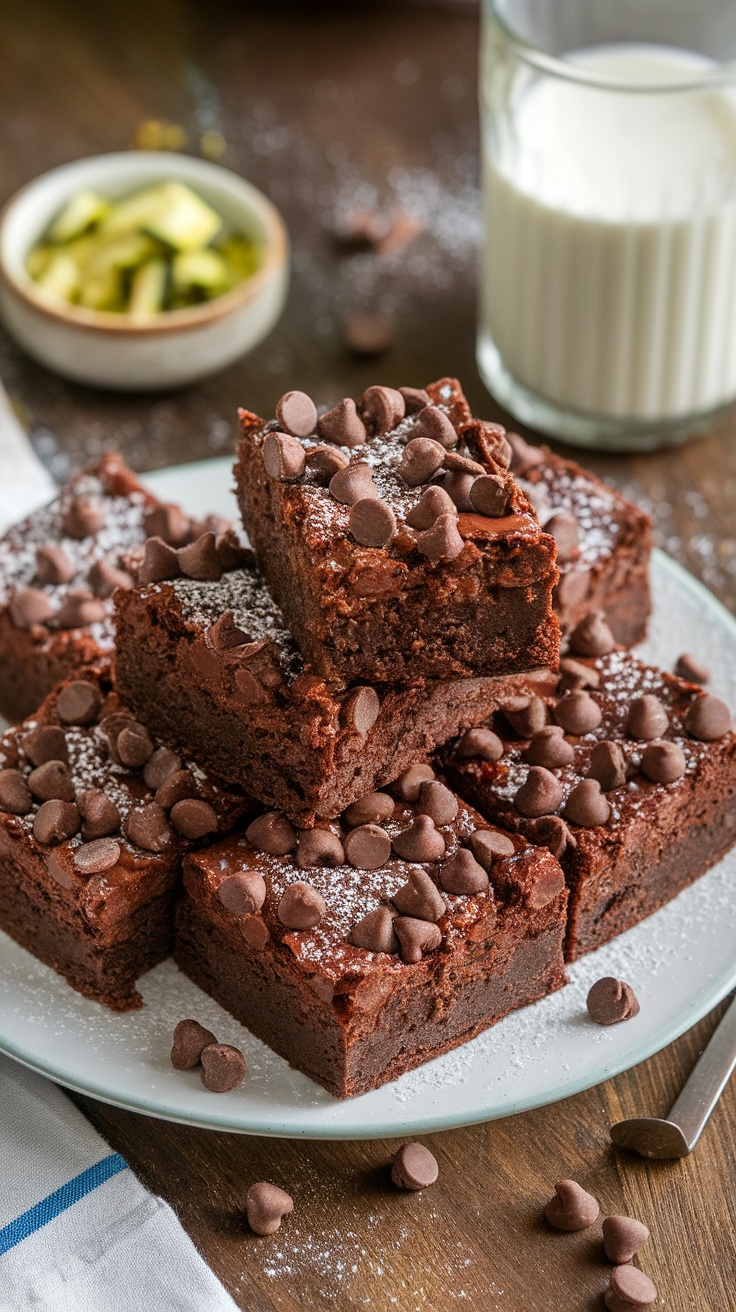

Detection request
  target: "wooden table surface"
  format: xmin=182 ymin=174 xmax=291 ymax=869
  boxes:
xmin=2 ymin=3 xmax=735 ymax=1308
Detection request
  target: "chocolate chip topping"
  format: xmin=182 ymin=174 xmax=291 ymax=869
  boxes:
xmin=507 ymin=431 xmax=544 ymax=472
xmin=602 ymin=1216 xmax=650 ymax=1265
xmin=564 ymin=778 xmax=611 ymax=827
xmin=553 ymin=691 xmax=602 ymax=735
xmin=470 ymin=474 xmax=509 ymax=517
xmin=503 ymin=695 xmax=547 ymax=738
xmin=625 ymin=694 xmax=669 ymax=740
xmin=88 ymin=558 xmax=133 ymax=599
xmin=545 ymin=511 xmax=579 ymax=562
xmin=456 ymin=727 xmax=503 ymax=761
xmin=242 ymin=916 xmax=270 ymax=949
xmin=62 ymin=494 xmax=104 ymax=539
xmin=246 ymin=811 xmax=297 ymax=856
xmin=155 ymin=769 xmax=198 ymax=810
xmin=588 ymin=741 xmax=627 ymax=791
xmin=417 ymin=779 xmax=458 ymax=826
xmin=343 ymin=791 xmax=394 ymax=827
xmin=544 ymin=1180 xmax=600 ymax=1232
xmin=218 ymin=870 xmax=267 ymax=916
xmin=263 ymin=431 xmax=307 ymax=482
xmin=399 ymin=386 xmax=431 ymax=413
xmin=442 ymin=470 xmax=476 ymax=512
xmin=439 ymin=848 xmax=489 ymax=895
xmin=526 ymin=863 xmax=566 ymax=909
xmin=296 ymin=828 xmax=345 ymax=868
xmin=344 ymin=823 xmax=391 ymax=870
xmin=559 ymin=657 xmax=600 ymax=691
xmin=569 ymin=610 xmax=616 ymax=658
xmin=51 ymin=588 xmax=107 ymax=630
xmin=392 ymin=866 xmax=445 ymax=920
xmin=117 ymin=723 xmax=154 ymax=768
xmin=0 ymin=769 xmax=32 ymax=815
xmin=23 ymin=725 xmax=68 ymax=767
xmin=305 ymin=444 xmax=349 ymax=482
xmin=514 ymin=767 xmax=563 ymax=818
xmin=73 ymin=837 xmax=121 ymax=874
xmin=523 ymin=725 xmax=575 ymax=769
xmin=416 ymin=513 xmax=464 ymax=561
xmin=405 ymin=484 xmax=457 ymax=529
xmin=79 ymin=789 xmax=121 ymax=840
xmin=606 ymin=1265 xmax=657 ymax=1310
xmin=170 ymin=1018 xmax=218 ymax=1070
xmin=640 ymin=740 xmax=686 ymax=783
xmin=170 ymin=798 xmax=218 ymax=840
xmin=33 ymin=799 xmax=80 ymax=845
xmin=392 ymin=814 xmax=446 ymax=862
xmin=525 ymin=815 xmax=576 ymax=859
xmin=177 ymin=532 xmax=222 ymax=582
xmin=36 ymin=544 xmax=74 ymax=585
xmin=391 ymin=1143 xmax=439 ymax=1190
xmin=469 ymin=828 xmax=515 ymax=868
xmin=139 ymin=536 xmax=181 ymax=584
xmin=317 ymin=397 xmax=367 ymax=448
xmin=277 ymin=881 xmax=326 ymax=929
xmin=329 ymin=461 xmax=376 ymax=506
xmin=349 ymin=497 xmax=396 ymax=548
xmin=684 ymin=692 xmax=732 ymax=740
xmin=246 ymin=1182 xmax=294 ymax=1236
xmin=275 ymin=389 xmax=318 ymax=439
xmin=394 ymin=916 xmax=442 ymax=962
xmin=587 ymin=977 xmax=640 ymax=1025
xmin=56 ymin=680 xmax=101 ymax=726
xmin=414 ymin=405 xmax=457 ymax=448
xmin=143 ymin=503 xmax=191 ymax=547
xmin=200 ymin=1043 xmax=247 ymax=1092
xmin=392 ymin=763 xmax=435 ymax=802
xmin=443 ymin=452 xmax=485 ymax=477
xmin=359 ymin=384 xmax=406 ymax=434
xmin=27 ymin=759 xmax=74 ymax=803
xmin=675 ymin=652 xmax=710 ymax=685
xmin=348 ymin=905 xmax=399 ymax=954
xmin=342 ymin=686 xmax=380 ymax=735
xmin=125 ymin=802 xmax=174 ymax=852
xmin=398 ymin=437 xmax=446 ymax=487
xmin=205 ymin=610 xmax=253 ymax=652
xmin=9 ymin=586 xmax=55 ymax=629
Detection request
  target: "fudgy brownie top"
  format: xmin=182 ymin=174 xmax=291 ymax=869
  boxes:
xmin=186 ymin=762 xmax=566 ymax=987
xmin=169 ymin=565 xmax=303 ymax=683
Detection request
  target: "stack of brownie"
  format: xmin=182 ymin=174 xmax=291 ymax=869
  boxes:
xmin=0 ymin=378 xmax=733 ymax=1100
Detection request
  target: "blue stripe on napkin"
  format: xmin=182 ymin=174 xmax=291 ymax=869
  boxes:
xmin=0 ymin=1152 xmax=128 ymax=1256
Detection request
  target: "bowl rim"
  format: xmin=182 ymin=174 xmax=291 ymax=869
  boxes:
xmin=0 ymin=151 xmax=289 ymax=337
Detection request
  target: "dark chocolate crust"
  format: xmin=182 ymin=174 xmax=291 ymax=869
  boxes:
xmin=114 ymin=563 xmax=558 ymax=825
xmin=235 ymin=378 xmax=560 ymax=685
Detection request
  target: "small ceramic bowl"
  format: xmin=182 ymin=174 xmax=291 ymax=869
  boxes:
xmin=0 ymin=151 xmax=289 ymax=391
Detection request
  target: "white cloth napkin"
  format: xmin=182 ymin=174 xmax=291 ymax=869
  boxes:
xmin=0 ymin=380 xmax=55 ymax=533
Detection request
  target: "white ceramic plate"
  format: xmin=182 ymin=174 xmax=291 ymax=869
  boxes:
xmin=0 ymin=457 xmax=734 ymax=1139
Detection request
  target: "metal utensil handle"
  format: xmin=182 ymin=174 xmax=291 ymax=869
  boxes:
xmin=667 ymin=992 xmax=736 ymax=1149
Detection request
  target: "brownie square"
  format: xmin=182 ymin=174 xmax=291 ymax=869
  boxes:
xmin=0 ymin=667 xmax=251 ymax=1009
xmin=235 ymin=378 xmax=560 ymax=685
xmin=0 ymin=454 xmax=227 ymax=723
xmin=175 ymin=772 xmax=568 ymax=1097
xmin=114 ymin=556 xmax=558 ymax=825
xmin=441 ymin=651 xmax=736 ymax=960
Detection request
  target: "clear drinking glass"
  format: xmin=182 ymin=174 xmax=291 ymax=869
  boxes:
xmin=478 ymin=0 xmax=736 ymax=450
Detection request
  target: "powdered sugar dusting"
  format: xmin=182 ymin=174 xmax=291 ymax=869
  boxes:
xmin=172 ymin=568 xmax=300 ymax=675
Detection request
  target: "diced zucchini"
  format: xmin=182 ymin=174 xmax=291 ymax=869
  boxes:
xmin=85 ymin=232 xmax=159 ymax=278
xmin=97 ymin=183 xmax=174 ymax=238
xmin=47 ymin=189 xmax=110 ymax=244
xmin=77 ymin=269 xmax=123 ymax=311
xmin=143 ymin=182 xmax=222 ymax=251
xmin=25 ymin=245 xmax=52 ymax=279
xmin=217 ymin=235 xmax=260 ymax=281
xmin=35 ymin=253 xmax=81 ymax=302
xmin=128 ymin=258 xmax=168 ymax=319
xmin=172 ymin=248 xmax=230 ymax=295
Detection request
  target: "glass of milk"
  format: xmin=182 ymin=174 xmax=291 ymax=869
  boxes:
xmin=479 ymin=0 xmax=736 ymax=450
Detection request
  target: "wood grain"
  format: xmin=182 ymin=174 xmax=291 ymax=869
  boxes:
xmin=2 ymin=2 xmax=735 ymax=1307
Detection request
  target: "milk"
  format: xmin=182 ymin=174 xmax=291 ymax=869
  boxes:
xmin=479 ymin=45 xmax=736 ymax=424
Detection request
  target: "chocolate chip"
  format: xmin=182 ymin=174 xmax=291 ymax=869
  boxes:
xmin=349 ymin=497 xmax=396 ymax=548
xmin=246 ymin=1182 xmax=294 ymax=1236
xmin=392 ymin=815 xmax=446 ymax=863
xmin=391 ymin=1143 xmax=439 ymax=1190
xmin=9 ymin=586 xmax=55 ymax=629
xmin=456 ymin=727 xmax=503 ymax=761
xmin=296 ymin=828 xmax=345 ymax=868
xmin=342 ymin=686 xmax=380 ymax=735
xmin=507 ymin=432 xmax=544 ymax=471
xmin=439 ymin=849 xmax=489 ymax=896
xmin=405 ymin=485 xmax=457 ymax=529
xmin=305 ymin=444 xmax=349 ymax=482
xmin=317 ymin=397 xmax=367 ymax=448
xmin=684 ymin=692 xmax=732 ymax=740
xmin=343 ymin=791 xmax=394 ymax=827
xmin=588 ymin=741 xmax=627 ymax=791
xmin=525 ymin=863 xmax=566 ymax=909
xmin=35 ymin=544 xmax=74 ymax=585
xmin=204 ymin=611 xmax=253 ymax=653
xmin=178 ymin=532 xmax=222 ymax=582
xmin=675 ymin=652 xmax=710 ymax=685
xmin=564 ymin=778 xmax=611 ymax=827
xmin=625 ymin=694 xmax=668 ymax=740
xmin=416 ymin=513 xmax=464 ymax=561
xmin=348 ymin=905 xmax=399 ymax=954
xmin=263 ymin=431 xmax=307 ymax=482
xmin=343 ymin=312 xmax=395 ymax=357
xmin=417 ymin=780 xmax=458 ymax=826
xmin=125 ymin=802 xmax=174 ymax=852
xmin=277 ymin=881 xmax=326 ymax=929
xmin=394 ymin=916 xmax=442 ymax=963
xmin=607 ymin=1265 xmax=657 ymax=1309
xmin=344 ymin=823 xmax=391 ymax=870
xmin=143 ymin=503 xmax=191 ymax=546
xmin=27 ymin=760 xmax=74 ymax=803
xmin=88 ymin=558 xmax=133 ymax=598
xmin=73 ymin=837 xmax=121 ymax=874
xmin=329 ymin=461 xmax=376 ymax=506
xmin=242 ymin=915 xmax=270 ymax=949
xmin=523 ymin=726 xmax=575 ymax=768
xmin=170 ymin=1018 xmax=218 ymax=1070
xmin=525 ymin=815 xmax=577 ymax=859
xmin=569 ymin=610 xmax=615 ymax=657
xmin=544 ymin=1180 xmax=600 ymax=1231
xmin=246 ymin=811 xmax=297 ymax=856
xmin=587 ymin=977 xmax=640 ymax=1025
xmin=514 ymin=767 xmax=563 ymax=818
xmin=398 ymin=437 xmax=446 ymax=487
xmin=559 ymin=657 xmax=600 ymax=691
xmin=33 ymin=799 xmax=80 ymax=845
xmin=392 ymin=763 xmax=435 ymax=802
xmin=155 ymin=769 xmax=198 ymax=810
xmin=218 ymin=871 xmax=267 ymax=916
xmin=399 ymin=386 xmax=431 ymax=413
xmin=640 ymin=740 xmax=686 ymax=783
xmin=442 ymin=470 xmax=476 ymax=512
xmin=51 ymin=588 xmax=106 ymax=629
xmin=62 ymin=494 xmax=104 ymax=539
xmin=469 ymin=828 xmax=515 ymax=868
xmin=0 ymin=769 xmax=32 ymax=815
xmin=359 ymin=384 xmax=405 ymax=434
xmin=200 ymin=1043 xmax=247 ymax=1092
xmin=56 ymin=680 xmax=102 ymax=726
xmin=414 ymin=405 xmax=457 ymax=449
xmin=79 ymin=789 xmax=121 ymax=840
xmin=22 ymin=725 xmax=68 ymax=767
xmin=97 ymin=711 xmax=137 ymax=761
xmin=276 ymin=390 xmax=318 ymax=438
xmin=142 ymin=747 xmax=181 ymax=793
xmin=553 ymin=691 xmax=602 ymax=735
xmin=545 ymin=511 xmax=579 ymax=562
xmin=170 ymin=798 xmax=218 ymax=839
xmin=470 ymin=474 xmax=509 ymax=517
xmin=138 ymin=536 xmax=181 ymax=584
xmin=443 ymin=452 xmax=485 ymax=476
xmin=602 ymin=1216 xmax=650 ymax=1265
xmin=392 ymin=866 xmax=445 ymax=920
xmin=117 ymin=724 xmax=154 ymax=768
xmin=503 ymin=695 xmax=547 ymax=738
